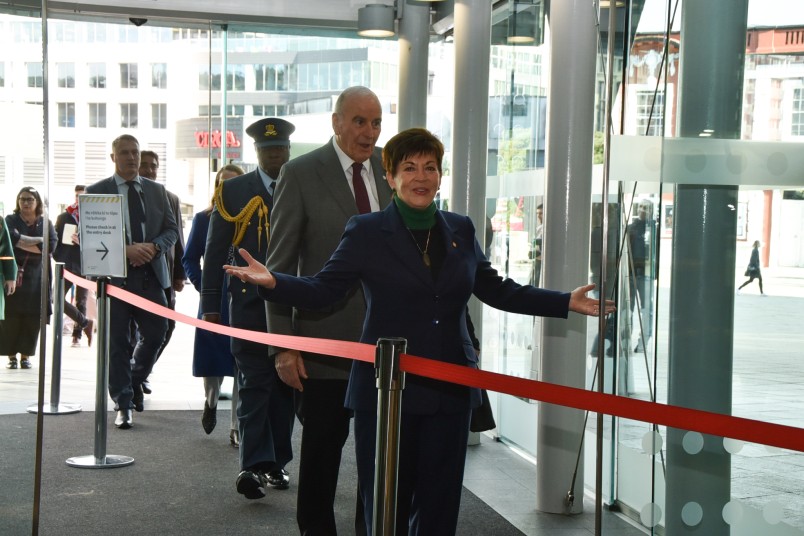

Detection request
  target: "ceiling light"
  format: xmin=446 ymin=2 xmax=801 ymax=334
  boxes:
xmin=357 ymin=4 xmax=396 ymax=38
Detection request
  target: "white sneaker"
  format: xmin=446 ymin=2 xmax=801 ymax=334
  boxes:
xmin=736 ymin=289 xmax=741 ymax=295
xmin=761 ymin=293 xmax=768 ymax=297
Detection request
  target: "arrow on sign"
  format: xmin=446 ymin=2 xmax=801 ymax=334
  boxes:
xmin=96 ymin=242 xmax=109 ymax=261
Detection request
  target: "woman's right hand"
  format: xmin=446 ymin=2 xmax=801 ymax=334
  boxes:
xmin=4 ymin=280 xmax=15 ymax=296
xmin=224 ymin=248 xmax=277 ymax=289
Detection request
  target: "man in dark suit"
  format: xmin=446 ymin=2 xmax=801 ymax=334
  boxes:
xmin=53 ymin=184 xmax=93 ymax=347
xmin=266 ymin=86 xmax=391 ymax=535
xmin=138 ymin=150 xmax=186 ymax=394
xmin=201 ymin=117 xmax=296 ymax=500
xmin=86 ymin=134 xmax=178 ymax=429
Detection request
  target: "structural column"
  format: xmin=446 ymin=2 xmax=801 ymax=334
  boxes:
xmin=450 ymin=0 xmax=493 ymax=400
xmin=535 ymin=0 xmax=597 ymax=514
xmin=397 ymin=1 xmax=431 ymax=129
xmin=666 ymin=1 xmax=748 ymax=534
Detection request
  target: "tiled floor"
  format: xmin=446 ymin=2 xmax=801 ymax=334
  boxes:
xmin=3 ymin=266 xmax=804 ymax=535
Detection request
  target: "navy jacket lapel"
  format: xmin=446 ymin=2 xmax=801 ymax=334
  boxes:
xmin=433 ymin=211 xmax=463 ymax=289
xmin=381 ymin=204 xmax=434 ymax=288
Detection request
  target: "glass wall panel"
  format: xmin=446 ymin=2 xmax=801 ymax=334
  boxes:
xmin=605 ymin=0 xmax=804 ymax=533
xmin=0 ymin=11 xmax=42 ymax=536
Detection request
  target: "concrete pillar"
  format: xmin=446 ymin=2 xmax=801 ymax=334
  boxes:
xmin=450 ymin=0 xmax=493 ymax=405
xmin=397 ymin=2 xmax=430 ymax=129
xmin=665 ymin=1 xmax=748 ymax=534
xmin=450 ymin=0 xmax=491 ymax=228
xmin=535 ymin=0 xmax=597 ymax=514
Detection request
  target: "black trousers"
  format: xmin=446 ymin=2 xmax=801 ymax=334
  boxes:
xmin=296 ymin=379 xmax=365 ymax=536
xmin=63 ymin=280 xmax=89 ymax=335
xmin=109 ymin=270 xmax=167 ymax=410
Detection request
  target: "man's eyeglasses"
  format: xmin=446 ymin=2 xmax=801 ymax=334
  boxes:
xmin=19 ymin=197 xmax=36 ymax=203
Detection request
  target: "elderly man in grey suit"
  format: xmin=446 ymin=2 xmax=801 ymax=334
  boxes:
xmin=266 ymin=86 xmax=392 ymax=535
xmin=86 ymin=134 xmax=178 ymax=429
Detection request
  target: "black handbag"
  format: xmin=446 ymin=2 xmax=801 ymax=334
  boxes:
xmin=470 ymin=389 xmax=496 ymax=433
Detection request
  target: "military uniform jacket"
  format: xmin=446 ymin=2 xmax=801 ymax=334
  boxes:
xmin=201 ymin=169 xmax=273 ymax=330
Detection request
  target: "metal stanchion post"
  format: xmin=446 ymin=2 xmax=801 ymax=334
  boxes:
xmin=28 ymin=263 xmax=81 ymax=415
xmin=66 ymin=277 xmax=133 ymax=468
xmin=372 ymin=337 xmax=407 ymax=536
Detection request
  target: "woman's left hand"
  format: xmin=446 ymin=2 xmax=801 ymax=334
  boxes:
xmin=223 ymin=248 xmax=277 ymax=289
xmin=568 ymin=284 xmax=616 ymax=317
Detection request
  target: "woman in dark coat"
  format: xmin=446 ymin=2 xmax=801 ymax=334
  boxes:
xmin=225 ymin=128 xmax=614 ymax=535
xmin=2 ymin=187 xmax=57 ymax=369
xmin=182 ymin=164 xmax=243 ymax=445
xmin=737 ymin=240 xmax=765 ymax=295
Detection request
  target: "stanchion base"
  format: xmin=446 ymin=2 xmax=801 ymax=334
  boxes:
xmin=27 ymin=402 xmax=82 ymax=415
xmin=66 ymin=454 xmax=135 ymax=469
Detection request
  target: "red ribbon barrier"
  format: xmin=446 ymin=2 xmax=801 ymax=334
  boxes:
xmin=64 ymin=269 xmax=804 ymax=452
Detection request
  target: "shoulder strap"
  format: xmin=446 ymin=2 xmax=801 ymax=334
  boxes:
xmin=214 ymin=180 xmax=270 ymax=249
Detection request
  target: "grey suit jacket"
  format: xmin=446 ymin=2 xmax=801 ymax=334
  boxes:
xmin=86 ymin=176 xmax=179 ymax=289
xmin=265 ymin=139 xmax=392 ymax=379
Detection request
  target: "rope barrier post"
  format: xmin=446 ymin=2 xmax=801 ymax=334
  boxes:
xmin=66 ymin=277 xmax=133 ymax=469
xmin=28 ymin=263 xmax=81 ymax=415
xmin=372 ymin=337 xmax=407 ymax=536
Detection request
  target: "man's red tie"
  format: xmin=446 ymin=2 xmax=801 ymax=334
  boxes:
xmin=352 ymin=162 xmax=371 ymax=214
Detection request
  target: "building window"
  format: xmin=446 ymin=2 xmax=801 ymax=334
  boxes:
xmin=227 ymin=65 xmax=246 ymax=91
xmin=86 ymin=23 xmax=107 ymax=43
xmin=88 ymin=63 xmax=106 ymax=88
xmin=27 ymin=62 xmax=43 ymax=88
xmin=254 ymin=105 xmax=290 ymax=116
xmin=199 ymin=105 xmax=220 ymax=117
xmin=198 ymin=65 xmax=221 ymax=91
xmin=152 ymin=63 xmax=167 ymax=89
xmin=89 ymin=103 xmax=106 ymax=128
xmin=792 ymin=88 xmax=804 ymax=136
xmin=152 ymin=103 xmax=167 ymax=129
xmin=120 ymin=63 xmax=138 ymax=89
xmin=255 ymin=64 xmax=289 ymax=91
xmin=636 ymin=90 xmax=664 ymax=136
xmin=120 ymin=103 xmax=138 ymax=128
xmin=57 ymin=63 xmax=75 ymax=88
xmin=198 ymin=105 xmax=244 ymax=116
xmin=57 ymin=102 xmax=75 ymax=128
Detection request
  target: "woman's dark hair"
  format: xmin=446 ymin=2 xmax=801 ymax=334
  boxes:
xmin=14 ymin=186 xmax=44 ymax=217
xmin=205 ymin=164 xmax=245 ymax=214
xmin=381 ymin=128 xmax=444 ymax=178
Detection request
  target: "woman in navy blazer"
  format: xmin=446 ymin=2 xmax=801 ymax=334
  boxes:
xmin=226 ymin=128 xmax=613 ymax=535
xmin=182 ymin=164 xmax=243 ymax=445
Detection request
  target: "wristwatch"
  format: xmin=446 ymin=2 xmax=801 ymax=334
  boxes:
xmin=153 ymin=242 xmax=162 ymax=254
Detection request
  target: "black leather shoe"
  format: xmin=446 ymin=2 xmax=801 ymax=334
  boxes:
xmin=115 ymin=409 xmax=133 ymax=429
xmin=202 ymin=401 xmax=217 ymax=434
xmin=132 ymin=384 xmax=144 ymax=412
xmin=236 ymin=470 xmax=267 ymax=500
xmin=266 ymin=469 xmax=290 ymax=490
xmin=141 ymin=379 xmax=152 ymax=394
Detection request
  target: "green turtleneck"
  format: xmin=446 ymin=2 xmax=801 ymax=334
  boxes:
xmin=394 ymin=195 xmax=437 ymax=230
